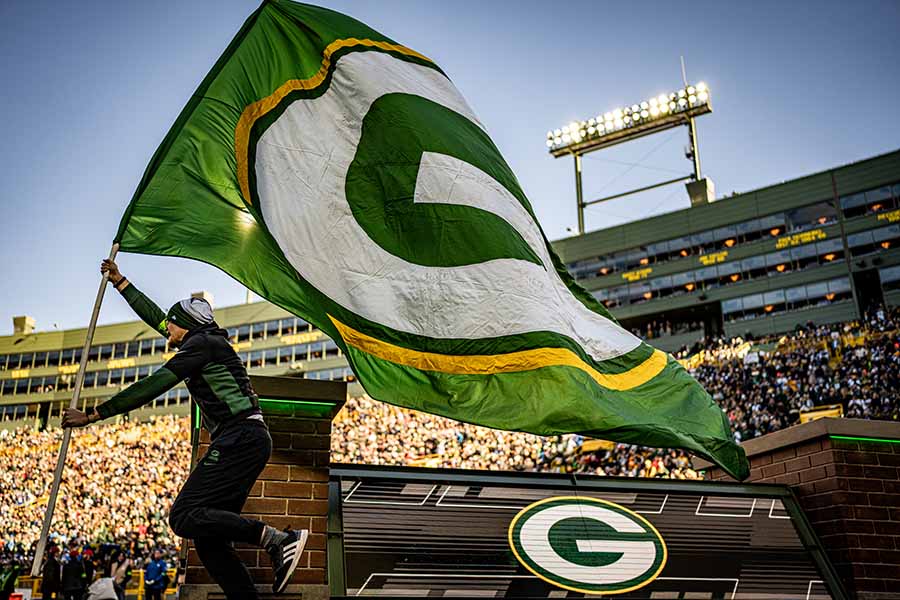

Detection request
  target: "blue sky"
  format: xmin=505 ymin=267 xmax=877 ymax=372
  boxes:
xmin=2 ymin=0 xmax=899 ymax=334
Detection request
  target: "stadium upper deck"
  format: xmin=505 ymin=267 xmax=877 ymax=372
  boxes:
xmin=2 ymin=149 xmax=899 ymax=423
xmin=554 ymin=149 xmax=900 ymax=350
xmin=0 ymin=300 xmax=355 ymax=425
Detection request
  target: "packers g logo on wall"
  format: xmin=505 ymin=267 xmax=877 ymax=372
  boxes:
xmin=508 ymin=496 xmax=667 ymax=595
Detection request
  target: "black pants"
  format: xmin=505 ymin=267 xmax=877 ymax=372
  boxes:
xmin=146 ymin=588 xmax=164 ymax=600
xmin=169 ymin=419 xmax=272 ymax=599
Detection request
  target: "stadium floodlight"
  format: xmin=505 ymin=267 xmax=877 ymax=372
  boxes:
xmin=547 ymin=80 xmax=714 ymax=235
xmin=546 ymin=83 xmax=712 ymax=157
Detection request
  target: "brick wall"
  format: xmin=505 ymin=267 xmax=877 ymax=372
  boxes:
xmin=701 ymin=419 xmax=900 ymax=599
xmin=177 ymin=413 xmax=334 ymax=600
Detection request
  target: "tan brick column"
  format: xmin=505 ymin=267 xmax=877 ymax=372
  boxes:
xmin=697 ymin=418 xmax=900 ymax=600
xmin=178 ymin=377 xmax=345 ymax=600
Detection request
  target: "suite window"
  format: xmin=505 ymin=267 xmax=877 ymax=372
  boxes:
xmin=848 ymin=231 xmax=876 ymax=257
xmin=880 ymin=265 xmax=900 ymax=292
xmin=152 ymin=339 xmax=167 ymax=354
xmin=97 ymin=345 xmax=113 ymax=361
xmin=762 ymin=290 xmax=786 ymax=315
xmin=792 ymin=243 xmax=818 ymax=270
xmin=650 ymin=275 xmax=673 ymax=299
xmin=265 ymin=320 xmax=281 ymax=338
xmin=277 ymin=347 xmax=293 ymax=364
xmin=816 ymin=238 xmax=843 ymax=264
xmin=325 ymin=339 xmax=341 ymax=359
xmin=695 ymin=266 xmax=718 ymax=290
xmin=249 ymin=351 xmax=264 ymax=369
xmin=865 ymin=186 xmax=895 ymax=214
xmin=1 ymin=380 xmax=15 ymax=396
xmin=294 ymin=343 xmax=311 ymax=361
xmin=766 ymin=250 xmax=794 ymax=276
xmin=717 ymin=261 xmax=741 ymax=286
xmin=14 ymin=379 xmax=30 ymax=395
xmin=873 ymin=224 xmax=900 ymax=252
xmin=32 ymin=352 xmax=47 ymax=369
xmin=759 ymin=214 xmax=787 ymax=238
xmin=279 ymin=318 xmax=297 ymax=336
xmin=741 ymin=255 xmax=767 ymax=280
xmin=236 ymin=325 xmax=251 ymax=343
xmin=107 ymin=369 xmax=123 ymax=386
xmin=625 ymin=281 xmax=650 ymax=304
xmin=264 ymin=349 xmax=278 ymax=367
xmin=712 ymin=225 xmax=739 ymax=251
xmin=840 ymin=192 xmax=867 ymax=219
xmin=671 ymin=271 xmax=696 ymax=295
xmin=786 ymin=201 xmax=837 ymax=232
xmin=691 ymin=230 xmax=716 ymax=254
xmin=138 ymin=340 xmax=153 ymax=357
xmin=251 ymin=322 xmax=266 ymax=341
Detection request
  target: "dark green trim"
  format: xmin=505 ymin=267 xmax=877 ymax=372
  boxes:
xmin=258 ymin=397 xmax=338 ymax=418
xmin=326 ymin=480 xmax=347 ymax=597
xmin=330 ymin=463 xmax=787 ymax=498
xmin=830 ymin=434 xmax=900 ymax=445
xmin=782 ymin=487 xmax=849 ymax=600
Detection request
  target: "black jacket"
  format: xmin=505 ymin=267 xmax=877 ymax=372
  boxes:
xmin=41 ymin=556 xmax=61 ymax=594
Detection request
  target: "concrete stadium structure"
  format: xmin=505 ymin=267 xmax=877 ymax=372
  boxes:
xmin=2 ymin=149 xmax=899 ymax=424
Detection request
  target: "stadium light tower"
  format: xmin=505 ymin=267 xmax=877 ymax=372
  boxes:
xmin=547 ymin=82 xmax=713 ymax=235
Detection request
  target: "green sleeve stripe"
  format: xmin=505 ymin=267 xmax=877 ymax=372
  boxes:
xmin=201 ymin=363 xmax=252 ymax=415
xmin=121 ymin=283 xmax=169 ymax=337
xmin=96 ymin=367 xmax=180 ymax=419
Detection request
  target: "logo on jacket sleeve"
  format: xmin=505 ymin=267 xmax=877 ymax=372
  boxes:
xmin=508 ymin=496 xmax=667 ymax=594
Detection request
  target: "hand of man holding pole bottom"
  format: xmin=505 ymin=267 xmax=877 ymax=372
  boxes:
xmin=29 ymin=244 xmax=119 ymax=577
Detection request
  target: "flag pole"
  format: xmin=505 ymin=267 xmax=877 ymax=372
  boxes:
xmin=30 ymin=242 xmax=119 ymax=577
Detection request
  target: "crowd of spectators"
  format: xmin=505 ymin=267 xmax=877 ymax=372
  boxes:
xmin=1 ymin=416 xmax=188 ymax=575
xmin=2 ymin=307 xmax=899 ymax=573
xmin=630 ymin=319 xmax=703 ymax=340
xmin=687 ymin=306 xmax=900 ymax=441
xmin=330 ymin=396 xmax=700 ymax=478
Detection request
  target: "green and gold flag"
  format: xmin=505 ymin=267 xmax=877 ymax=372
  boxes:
xmin=116 ymin=0 xmax=748 ymax=479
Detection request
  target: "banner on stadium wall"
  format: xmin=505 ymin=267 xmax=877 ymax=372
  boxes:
xmin=799 ymin=404 xmax=844 ymax=423
xmin=114 ymin=0 xmax=748 ymax=480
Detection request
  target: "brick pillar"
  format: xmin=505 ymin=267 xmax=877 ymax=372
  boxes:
xmin=697 ymin=418 xmax=900 ymax=599
xmin=179 ymin=377 xmax=345 ymax=600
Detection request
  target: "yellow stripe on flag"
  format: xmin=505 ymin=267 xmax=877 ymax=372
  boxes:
xmin=329 ymin=315 xmax=667 ymax=391
xmin=235 ymin=38 xmax=432 ymax=205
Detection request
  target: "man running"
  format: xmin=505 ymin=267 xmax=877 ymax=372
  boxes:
xmin=62 ymin=259 xmax=308 ymax=598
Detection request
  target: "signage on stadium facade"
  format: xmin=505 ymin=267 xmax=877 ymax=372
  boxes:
xmin=877 ymin=209 xmax=900 ymax=223
xmin=508 ymin=496 xmax=666 ymax=594
xmin=107 ymin=358 xmax=136 ymax=369
xmin=621 ymin=268 xmax=652 ymax=282
xmin=775 ymin=229 xmax=826 ymax=249
xmin=58 ymin=364 xmax=79 ymax=375
xmin=280 ymin=331 xmax=324 ymax=345
xmin=698 ymin=251 xmax=728 ymax=265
